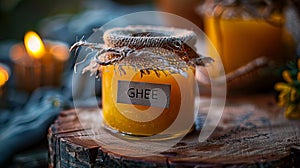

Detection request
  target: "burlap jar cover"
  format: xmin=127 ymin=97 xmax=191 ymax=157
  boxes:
xmin=71 ymin=25 xmax=212 ymax=77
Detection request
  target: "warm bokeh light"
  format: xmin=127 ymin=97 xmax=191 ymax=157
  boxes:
xmin=24 ymin=31 xmax=46 ymax=59
xmin=0 ymin=68 xmax=9 ymax=87
xmin=50 ymin=44 xmax=70 ymax=61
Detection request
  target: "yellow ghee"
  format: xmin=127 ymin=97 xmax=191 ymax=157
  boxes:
xmin=102 ymin=65 xmax=195 ymax=136
xmin=204 ymin=16 xmax=284 ymax=73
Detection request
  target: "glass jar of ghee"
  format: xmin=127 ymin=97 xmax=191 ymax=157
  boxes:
xmin=200 ymin=0 xmax=294 ymax=92
xmin=100 ymin=26 xmax=200 ymax=139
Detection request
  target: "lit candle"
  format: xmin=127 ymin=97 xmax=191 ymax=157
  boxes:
xmin=10 ymin=31 xmax=69 ymax=92
xmin=0 ymin=63 xmax=10 ymax=97
xmin=24 ymin=31 xmax=46 ymax=59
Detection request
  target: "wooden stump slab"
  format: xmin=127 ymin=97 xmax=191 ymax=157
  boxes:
xmin=48 ymin=94 xmax=300 ymax=167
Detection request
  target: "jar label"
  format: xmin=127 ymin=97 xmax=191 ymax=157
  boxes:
xmin=117 ymin=80 xmax=171 ymax=108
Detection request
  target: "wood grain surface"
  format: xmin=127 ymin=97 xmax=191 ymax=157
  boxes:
xmin=48 ymin=94 xmax=300 ymax=167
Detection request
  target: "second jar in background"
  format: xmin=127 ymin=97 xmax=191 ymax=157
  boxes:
xmin=200 ymin=0 xmax=295 ymax=92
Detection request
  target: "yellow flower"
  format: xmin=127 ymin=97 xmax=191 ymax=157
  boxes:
xmin=285 ymin=104 xmax=300 ymax=119
xmin=277 ymin=94 xmax=287 ymax=107
xmin=282 ymin=70 xmax=293 ymax=84
xmin=290 ymin=88 xmax=297 ymax=102
xmin=274 ymin=82 xmax=291 ymax=91
xmin=275 ymin=82 xmax=293 ymax=107
xmin=274 ymin=59 xmax=300 ymax=119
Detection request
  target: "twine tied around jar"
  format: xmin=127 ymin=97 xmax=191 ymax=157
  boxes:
xmin=70 ymin=26 xmax=213 ymax=77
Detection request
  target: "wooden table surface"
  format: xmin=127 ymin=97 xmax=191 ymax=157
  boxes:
xmin=48 ymin=94 xmax=300 ymax=167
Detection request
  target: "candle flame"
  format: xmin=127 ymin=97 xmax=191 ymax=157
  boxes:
xmin=24 ymin=31 xmax=46 ymax=59
xmin=0 ymin=68 xmax=9 ymax=87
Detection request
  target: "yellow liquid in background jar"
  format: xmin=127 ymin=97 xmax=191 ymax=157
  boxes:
xmin=204 ymin=16 xmax=284 ymax=73
xmin=102 ymin=65 xmax=195 ymax=137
